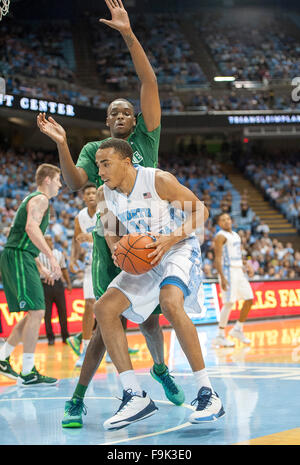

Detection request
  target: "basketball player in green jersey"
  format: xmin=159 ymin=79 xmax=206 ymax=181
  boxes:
xmin=37 ymin=0 xmax=184 ymax=427
xmin=0 ymin=164 xmax=62 ymax=386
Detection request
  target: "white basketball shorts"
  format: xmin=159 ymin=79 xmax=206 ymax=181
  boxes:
xmin=108 ymin=237 xmax=204 ymax=324
xmin=220 ymin=267 xmax=253 ymax=304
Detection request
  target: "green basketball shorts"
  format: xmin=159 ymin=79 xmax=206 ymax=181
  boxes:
xmin=0 ymin=248 xmax=45 ymax=313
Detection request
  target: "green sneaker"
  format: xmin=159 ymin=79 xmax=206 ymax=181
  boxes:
xmin=66 ymin=335 xmax=82 ymax=356
xmin=17 ymin=366 xmax=58 ymax=387
xmin=150 ymin=366 xmax=185 ymax=406
xmin=0 ymin=357 xmax=19 ymax=380
xmin=62 ymin=398 xmax=87 ymax=428
xmin=128 ymin=347 xmax=139 ymax=355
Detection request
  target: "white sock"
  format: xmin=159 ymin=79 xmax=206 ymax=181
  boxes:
xmin=193 ymin=368 xmax=213 ymax=391
xmin=235 ymin=321 xmax=243 ymax=331
xmin=22 ymin=353 xmax=35 ymax=375
xmin=0 ymin=342 xmax=15 ymax=361
xmin=82 ymin=339 xmax=90 ymax=351
xmin=119 ymin=370 xmax=142 ymax=396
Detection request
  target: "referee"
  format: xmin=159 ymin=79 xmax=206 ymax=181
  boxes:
xmin=39 ymin=235 xmax=72 ymax=345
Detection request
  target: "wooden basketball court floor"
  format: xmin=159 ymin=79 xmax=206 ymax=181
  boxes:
xmin=1 ymin=317 xmax=300 ymax=446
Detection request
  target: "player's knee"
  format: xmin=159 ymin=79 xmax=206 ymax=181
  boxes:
xmin=93 ymin=295 xmax=119 ymax=323
xmin=159 ymin=295 xmax=182 ymax=321
xmin=93 ymin=299 xmax=108 ymax=321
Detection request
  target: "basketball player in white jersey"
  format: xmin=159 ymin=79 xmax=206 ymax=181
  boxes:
xmin=213 ymin=213 xmax=253 ymax=347
xmin=93 ymin=138 xmax=225 ymax=430
xmin=69 ymin=183 xmax=97 ymax=366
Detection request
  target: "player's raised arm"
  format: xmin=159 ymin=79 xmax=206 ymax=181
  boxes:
xmin=100 ymin=0 xmax=161 ymax=131
xmin=37 ymin=113 xmax=88 ymax=190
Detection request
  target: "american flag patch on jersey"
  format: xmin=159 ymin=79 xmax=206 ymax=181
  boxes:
xmin=143 ymin=192 xmax=152 ymax=199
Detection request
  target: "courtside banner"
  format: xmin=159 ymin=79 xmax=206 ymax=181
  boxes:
xmin=216 ymin=280 xmax=300 ymax=321
xmin=1 ymin=281 xmax=300 ymax=337
xmin=0 ymin=288 xmax=84 ymax=338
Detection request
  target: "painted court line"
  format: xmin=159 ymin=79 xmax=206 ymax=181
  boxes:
xmin=0 ymin=395 xmax=195 ymax=445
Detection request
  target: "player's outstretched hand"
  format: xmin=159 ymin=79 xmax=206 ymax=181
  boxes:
xmin=99 ymin=0 xmax=131 ymax=33
xmin=37 ymin=113 xmax=66 ymax=145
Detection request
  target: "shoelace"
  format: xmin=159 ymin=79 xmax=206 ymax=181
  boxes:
xmin=115 ymin=389 xmax=140 ymax=414
xmin=68 ymin=400 xmax=87 ymax=416
xmin=160 ymin=371 xmax=179 ymax=394
xmin=191 ymin=393 xmax=212 ymax=410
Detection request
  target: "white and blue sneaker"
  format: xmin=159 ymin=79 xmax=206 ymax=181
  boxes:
xmin=189 ymin=387 xmax=225 ymax=423
xmin=103 ymin=389 xmax=158 ymax=431
xmin=75 ymin=350 xmax=86 ymax=368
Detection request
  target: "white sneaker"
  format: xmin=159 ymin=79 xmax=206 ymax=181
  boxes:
xmin=213 ymin=335 xmax=235 ymax=348
xmin=229 ymin=327 xmax=251 ymax=344
xmin=103 ymin=389 xmax=158 ymax=431
xmin=189 ymin=387 xmax=225 ymax=423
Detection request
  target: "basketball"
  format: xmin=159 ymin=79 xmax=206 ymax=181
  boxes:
xmin=114 ymin=233 xmax=156 ymax=275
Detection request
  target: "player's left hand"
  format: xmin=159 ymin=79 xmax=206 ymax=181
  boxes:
xmin=146 ymin=234 xmax=178 ymax=266
xmin=100 ymin=0 xmax=131 ymax=34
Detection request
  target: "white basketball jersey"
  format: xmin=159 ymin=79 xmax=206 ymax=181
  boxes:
xmin=103 ymin=166 xmax=187 ymax=236
xmin=77 ymin=207 xmax=97 ymax=267
xmin=216 ymin=229 xmax=243 ymax=269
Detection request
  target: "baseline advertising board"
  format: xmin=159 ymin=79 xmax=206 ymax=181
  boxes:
xmin=0 ymin=280 xmax=300 ymax=337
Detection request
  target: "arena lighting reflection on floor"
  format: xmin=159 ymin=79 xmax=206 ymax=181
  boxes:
xmin=1 ymin=317 xmax=300 ymax=384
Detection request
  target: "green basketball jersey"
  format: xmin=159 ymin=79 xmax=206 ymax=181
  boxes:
xmin=5 ymin=191 xmax=50 ymax=257
xmin=76 ymin=113 xmax=160 ymax=187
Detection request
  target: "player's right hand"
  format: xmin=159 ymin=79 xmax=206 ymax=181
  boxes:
xmin=37 ymin=113 xmax=66 ymax=145
xmin=49 ymin=256 xmax=62 ymax=281
xmin=40 ymin=266 xmax=55 ymax=286
xmin=100 ymin=0 xmax=131 ymax=34
xmin=221 ymin=276 xmax=228 ymax=291
xmin=112 ymin=242 xmax=120 ymax=267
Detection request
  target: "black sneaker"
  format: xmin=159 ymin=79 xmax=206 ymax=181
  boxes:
xmin=17 ymin=366 xmax=58 ymax=387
